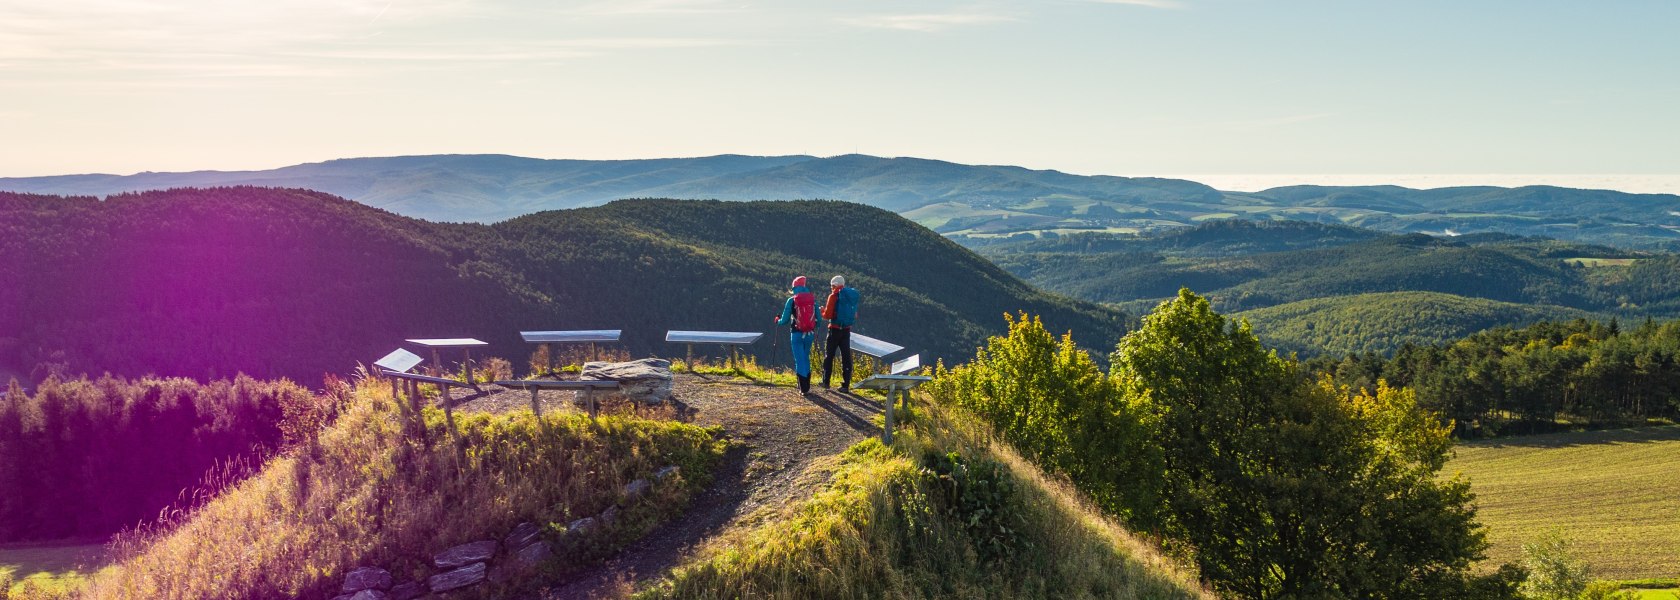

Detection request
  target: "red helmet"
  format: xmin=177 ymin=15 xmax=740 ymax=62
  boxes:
xmin=790 ymin=276 xmax=808 ymax=289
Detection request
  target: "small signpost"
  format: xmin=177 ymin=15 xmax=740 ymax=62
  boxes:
xmin=374 ymin=348 xmax=425 ymax=406
xmin=855 ymin=353 xmax=931 ymax=445
xmin=375 ymin=348 xmax=424 ymax=374
xmin=889 ymin=353 xmax=921 ymax=375
xmin=376 ymin=346 xmax=478 ymax=437
xmin=520 ymin=329 xmax=622 ymax=374
xmin=406 ymin=338 xmax=489 ymax=388
xmin=665 ymin=330 xmax=763 ymax=369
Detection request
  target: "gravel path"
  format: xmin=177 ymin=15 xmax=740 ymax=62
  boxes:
xmin=450 ymin=373 xmax=882 ymax=599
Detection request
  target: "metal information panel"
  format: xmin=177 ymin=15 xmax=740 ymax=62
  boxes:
xmin=405 ymin=338 xmax=490 ymax=347
xmin=890 ymin=354 xmax=921 ymax=375
xmin=665 ymin=331 xmax=763 ymax=345
xmin=849 ymin=333 xmax=904 ymax=358
xmin=520 ymin=330 xmax=622 ymax=343
xmin=405 ymin=338 xmax=490 ymax=387
xmin=374 ymin=348 xmax=424 ymax=374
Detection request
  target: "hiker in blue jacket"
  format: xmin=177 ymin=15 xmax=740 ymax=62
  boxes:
xmin=774 ymin=275 xmax=817 ymax=395
xmin=821 ymin=275 xmax=861 ymax=392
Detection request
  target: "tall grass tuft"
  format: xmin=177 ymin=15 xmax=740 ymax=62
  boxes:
xmin=83 ymin=378 xmax=724 ymax=600
xmin=636 ymin=398 xmax=1211 ymax=600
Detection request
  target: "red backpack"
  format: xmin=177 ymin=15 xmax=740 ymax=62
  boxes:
xmin=793 ymin=291 xmax=816 ymax=333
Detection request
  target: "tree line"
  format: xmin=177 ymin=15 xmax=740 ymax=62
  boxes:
xmin=0 ymin=374 xmax=329 ymax=541
xmin=1310 ymin=317 xmax=1680 ymax=436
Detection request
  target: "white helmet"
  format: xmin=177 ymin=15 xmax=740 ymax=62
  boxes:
xmin=830 ymin=275 xmax=846 ymax=287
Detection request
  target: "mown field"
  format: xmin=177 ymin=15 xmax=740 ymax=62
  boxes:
xmin=1449 ymin=426 xmax=1680 ymax=581
xmin=0 ymin=542 xmax=107 ymax=594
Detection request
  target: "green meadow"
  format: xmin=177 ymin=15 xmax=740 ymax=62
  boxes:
xmin=0 ymin=543 xmax=107 ymax=595
xmin=1449 ymin=426 xmax=1680 ymax=580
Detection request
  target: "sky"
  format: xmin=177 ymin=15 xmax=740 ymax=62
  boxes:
xmin=2 ymin=0 xmax=1676 ymax=184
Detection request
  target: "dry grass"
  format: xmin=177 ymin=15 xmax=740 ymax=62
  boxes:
xmin=634 ymin=397 xmax=1212 ymax=600
xmin=80 ymin=378 xmax=725 ymax=600
xmin=1449 ymin=426 xmax=1680 ymax=580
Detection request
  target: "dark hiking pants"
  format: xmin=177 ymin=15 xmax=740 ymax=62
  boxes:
xmin=823 ymin=327 xmax=852 ymax=387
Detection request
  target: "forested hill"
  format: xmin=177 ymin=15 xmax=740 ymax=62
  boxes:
xmin=983 ymin=220 xmax=1680 ymax=354
xmin=0 ymin=188 xmax=1122 ymax=385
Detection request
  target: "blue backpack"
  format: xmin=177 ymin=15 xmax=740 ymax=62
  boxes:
xmin=833 ymin=287 xmax=859 ymax=327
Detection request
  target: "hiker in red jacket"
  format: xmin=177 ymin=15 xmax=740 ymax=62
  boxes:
xmin=774 ymin=275 xmax=817 ymax=395
xmin=822 ymin=275 xmax=861 ymax=392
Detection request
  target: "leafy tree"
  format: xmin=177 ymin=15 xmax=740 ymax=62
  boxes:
xmin=1112 ymin=289 xmax=1491 ymax=598
xmin=925 ymin=313 xmax=1160 ymax=524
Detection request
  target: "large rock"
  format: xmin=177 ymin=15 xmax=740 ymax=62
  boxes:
xmin=428 ymin=562 xmax=487 ymax=593
xmin=432 ymin=540 xmax=497 ymax=569
xmin=505 ymin=521 xmax=542 ymax=550
xmin=622 ymin=479 xmax=651 ymax=502
xmin=581 ymin=358 xmax=673 ymax=404
xmin=513 ymin=540 xmax=553 ymax=567
xmin=567 ymin=516 xmax=599 ymax=536
xmin=342 ymin=566 xmax=393 ymax=593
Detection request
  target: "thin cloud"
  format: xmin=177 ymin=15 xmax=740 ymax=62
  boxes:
xmin=1085 ymin=0 xmax=1183 ymax=8
xmin=841 ymin=12 xmax=1015 ymax=32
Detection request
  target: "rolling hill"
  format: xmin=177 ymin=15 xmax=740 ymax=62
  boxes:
xmin=0 ymin=188 xmax=1122 ymax=385
xmin=983 ymin=220 xmax=1680 ymax=354
xmin=6 ymin=154 xmax=1677 ymax=248
xmin=1234 ymin=291 xmax=1592 ymax=356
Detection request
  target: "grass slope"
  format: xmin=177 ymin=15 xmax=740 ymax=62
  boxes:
xmin=1237 ymin=291 xmax=1593 ymax=356
xmin=82 ymin=379 xmax=725 ymax=599
xmin=1448 ymin=426 xmax=1680 ymax=580
xmin=637 ymin=401 xmax=1210 ymax=600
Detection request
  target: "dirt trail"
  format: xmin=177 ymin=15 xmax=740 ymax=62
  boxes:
xmin=452 ymin=373 xmax=882 ymax=599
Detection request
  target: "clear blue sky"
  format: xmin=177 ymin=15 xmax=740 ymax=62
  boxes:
xmin=2 ymin=0 xmax=1675 ymax=178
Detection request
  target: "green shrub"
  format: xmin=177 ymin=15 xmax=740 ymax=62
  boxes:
xmin=1520 ymin=530 xmax=1593 ymax=600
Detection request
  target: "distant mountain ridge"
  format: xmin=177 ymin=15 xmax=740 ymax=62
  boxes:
xmin=5 ymin=153 xmax=1678 ymax=248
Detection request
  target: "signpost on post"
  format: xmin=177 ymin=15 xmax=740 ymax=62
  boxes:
xmin=855 ymin=352 xmax=931 ymax=445
xmin=665 ymin=331 xmax=763 ymax=370
xmin=374 ymin=348 xmax=425 ymax=409
xmin=519 ymin=330 xmax=622 ymax=375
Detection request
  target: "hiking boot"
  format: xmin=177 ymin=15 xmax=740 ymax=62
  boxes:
xmin=797 ymin=375 xmax=811 ymax=395
xmin=839 ymin=383 xmax=850 ymax=393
